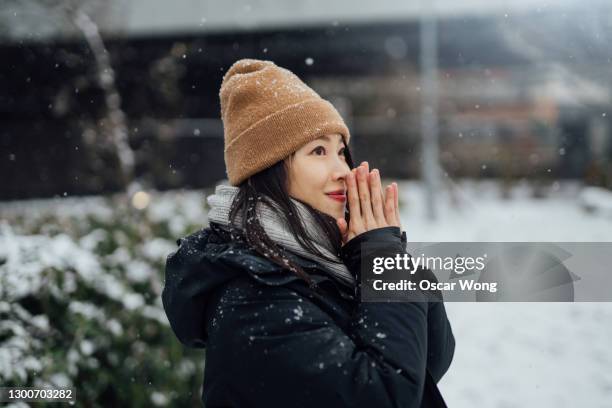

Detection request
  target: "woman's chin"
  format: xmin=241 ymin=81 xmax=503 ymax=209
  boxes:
xmin=328 ymin=209 xmax=345 ymax=221
xmin=315 ymin=207 xmax=340 ymax=220
xmin=310 ymin=201 xmax=345 ymax=220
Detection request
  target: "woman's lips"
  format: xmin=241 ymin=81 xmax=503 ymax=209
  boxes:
xmin=327 ymin=193 xmax=346 ymax=203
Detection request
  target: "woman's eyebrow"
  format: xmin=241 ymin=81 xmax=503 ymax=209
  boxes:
xmin=316 ymin=135 xmax=343 ymax=144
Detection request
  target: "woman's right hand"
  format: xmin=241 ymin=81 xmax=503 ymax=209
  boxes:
xmin=336 ymin=161 xmax=401 ymax=244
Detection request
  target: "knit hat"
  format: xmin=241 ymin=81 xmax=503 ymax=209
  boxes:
xmin=219 ymin=58 xmax=351 ymax=186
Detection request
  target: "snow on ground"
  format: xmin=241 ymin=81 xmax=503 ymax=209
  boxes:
xmin=394 ymin=179 xmax=612 ymax=407
xmin=397 ymin=179 xmax=612 ymax=242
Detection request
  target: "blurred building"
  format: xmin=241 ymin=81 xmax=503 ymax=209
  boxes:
xmin=1 ymin=0 xmax=611 ymax=199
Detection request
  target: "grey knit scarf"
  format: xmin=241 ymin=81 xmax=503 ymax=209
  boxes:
xmin=206 ymin=184 xmax=355 ymax=286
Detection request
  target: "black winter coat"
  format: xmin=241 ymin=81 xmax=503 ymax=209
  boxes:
xmin=162 ymin=223 xmax=455 ymax=407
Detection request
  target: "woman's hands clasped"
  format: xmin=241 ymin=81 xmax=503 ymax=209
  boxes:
xmin=336 ymin=162 xmax=402 ymax=245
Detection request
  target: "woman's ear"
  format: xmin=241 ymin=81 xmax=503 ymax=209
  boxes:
xmin=285 ymin=153 xmax=295 ymax=169
xmin=283 ymin=156 xmax=294 ymax=195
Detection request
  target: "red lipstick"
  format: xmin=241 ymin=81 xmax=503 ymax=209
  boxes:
xmin=326 ymin=190 xmax=346 ymax=202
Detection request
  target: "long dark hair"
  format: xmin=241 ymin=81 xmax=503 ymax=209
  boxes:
xmin=227 ymin=141 xmax=355 ymax=288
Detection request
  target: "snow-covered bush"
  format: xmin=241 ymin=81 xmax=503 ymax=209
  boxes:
xmin=0 ymin=189 xmax=211 ymax=406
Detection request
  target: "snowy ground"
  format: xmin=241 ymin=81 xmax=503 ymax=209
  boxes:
xmin=394 ymin=179 xmax=612 ymax=408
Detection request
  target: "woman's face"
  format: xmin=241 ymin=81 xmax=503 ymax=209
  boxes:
xmin=286 ymin=133 xmax=351 ymax=220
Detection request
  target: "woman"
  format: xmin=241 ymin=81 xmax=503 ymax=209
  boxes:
xmin=162 ymin=59 xmax=455 ymax=407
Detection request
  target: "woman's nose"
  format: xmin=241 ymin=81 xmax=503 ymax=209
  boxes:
xmin=331 ymin=161 xmax=351 ymax=182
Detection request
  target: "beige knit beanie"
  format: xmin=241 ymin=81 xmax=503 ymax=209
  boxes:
xmin=219 ymin=58 xmax=351 ymax=186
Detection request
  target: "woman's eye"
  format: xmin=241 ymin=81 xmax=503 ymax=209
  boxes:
xmin=339 ymin=148 xmax=346 ymax=156
xmin=313 ymin=146 xmax=325 ymax=155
